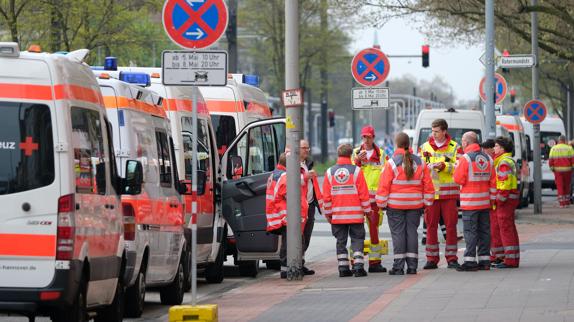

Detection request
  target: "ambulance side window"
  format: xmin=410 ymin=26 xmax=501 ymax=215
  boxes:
xmin=71 ymin=107 xmax=107 ymax=195
xmin=261 ymin=125 xmax=277 ymax=171
xmin=247 ymin=126 xmax=265 ymax=175
xmin=155 ymin=130 xmax=172 ymax=187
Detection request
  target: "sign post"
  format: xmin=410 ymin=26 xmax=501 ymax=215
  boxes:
xmin=162 ymin=0 xmax=228 ymax=307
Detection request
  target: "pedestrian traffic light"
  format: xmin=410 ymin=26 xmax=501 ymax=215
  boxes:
xmin=328 ymin=111 xmax=335 ymax=127
xmin=422 ymin=45 xmax=429 ymax=68
xmin=510 ymin=88 xmax=516 ymax=103
xmin=502 ymin=49 xmax=510 ymax=74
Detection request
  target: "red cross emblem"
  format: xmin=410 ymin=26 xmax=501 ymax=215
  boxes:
xmin=20 ymin=136 xmax=38 ymax=156
xmin=475 ymin=155 xmax=488 ymax=171
xmin=334 ymin=168 xmax=350 ymax=184
xmin=337 ymin=172 xmax=347 ymax=180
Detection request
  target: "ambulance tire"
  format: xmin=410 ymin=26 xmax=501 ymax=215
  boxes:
xmin=52 ymin=278 xmax=87 ymax=322
xmin=205 ymin=241 xmax=226 ymax=284
xmin=238 ymin=260 xmax=259 ymax=277
xmin=160 ymin=261 xmax=185 ymax=305
xmin=265 ymin=260 xmax=281 ymax=270
xmin=124 ymin=265 xmax=146 ymax=318
xmin=95 ymin=274 xmax=125 ymax=322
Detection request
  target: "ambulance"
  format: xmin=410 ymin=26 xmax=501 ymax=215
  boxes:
xmin=496 ymin=115 xmax=531 ymax=207
xmin=95 ymin=72 xmax=187 ymax=316
xmin=0 ymin=43 xmax=135 ymax=321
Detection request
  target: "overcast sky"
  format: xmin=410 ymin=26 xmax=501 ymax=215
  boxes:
xmin=351 ymin=18 xmax=484 ymax=102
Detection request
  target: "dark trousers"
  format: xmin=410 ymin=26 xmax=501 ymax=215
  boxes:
xmin=462 ymin=209 xmax=491 ymax=266
xmin=303 ymin=203 xmax=316 ymax=253
xmin=279 ymin=227 xmax=305 ymax=270
xmin=387 ymin=208 xmax=422 ymax=270
xmin=331 ymin=223 xmax=365 ymax=269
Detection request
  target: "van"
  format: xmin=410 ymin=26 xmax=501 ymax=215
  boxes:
xmin=521 ymin=116 xmax=566 ymax=191
xmin=412 ymin=108 xmax=487 ymax=151
xmin=0 ymin=43 xmax=138 ymax=321
xmin=96 ymin=72 xmax=187 ymax=316
xmin=496 ymin=115 xmax=531 ymax=207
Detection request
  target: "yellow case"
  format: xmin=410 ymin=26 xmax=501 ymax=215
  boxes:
xmin=169 ymin=304 xmax=218 ymax=322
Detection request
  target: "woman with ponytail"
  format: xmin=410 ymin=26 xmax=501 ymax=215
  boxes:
xmin=375 ymin=133 xmax=435 ymax=275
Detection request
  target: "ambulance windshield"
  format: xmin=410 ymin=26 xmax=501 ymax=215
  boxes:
xmin=0 ymin=102 xmax=54 ymax=195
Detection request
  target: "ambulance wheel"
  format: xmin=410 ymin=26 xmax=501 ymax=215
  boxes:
xmin=205 ymin=241 xmax=225 ymax=284
xmin=125 ymin=267 xmax=146 ymax=318
xmin=95 ymin=277 xmax=125 ymax=322
xmin=52 ymin=278 xmax=87 ymax=322
xmin=265 ymin=260 xmax=281 ymax=271
xmin=238 ymin=260 xmax=259 ymax=277
xmin=160 ymin=262 xmax=185 ymax=305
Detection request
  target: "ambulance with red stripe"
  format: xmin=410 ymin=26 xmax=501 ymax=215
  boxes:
xmin=0 ymin=43 xmax=135 ymax=322
xmin=95 ymin=72 xmax=187 ymax=316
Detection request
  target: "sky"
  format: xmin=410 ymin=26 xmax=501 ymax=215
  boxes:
xmin=351 ymin=18 xmax=484 ymax=102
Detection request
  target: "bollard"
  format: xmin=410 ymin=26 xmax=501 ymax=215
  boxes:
xmin=169 ymin=304 xmax=218 ymax=322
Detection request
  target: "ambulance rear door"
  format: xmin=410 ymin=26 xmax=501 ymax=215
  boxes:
xmin=221 ymin=118 xmax=285 ymax=258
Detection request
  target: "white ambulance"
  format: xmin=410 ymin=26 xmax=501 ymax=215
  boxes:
xmin=96 ymin=72 xmax=187 ymax=316
xmin=0 ymin=43 xmax=136 ymax=321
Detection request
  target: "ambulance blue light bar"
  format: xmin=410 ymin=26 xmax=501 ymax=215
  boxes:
xmin=119 ymin=72 xmax=151 ymax=87
xmin=243 ymin=75 xmax=260 ymax=87
xmin=104 ymin=57 xmax=117 ymax=71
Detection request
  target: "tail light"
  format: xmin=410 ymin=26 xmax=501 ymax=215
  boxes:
xmin=56 ymin=194 xmax=76 ymax=260
xmin=122 ymin=203 xmax=136 ymax=241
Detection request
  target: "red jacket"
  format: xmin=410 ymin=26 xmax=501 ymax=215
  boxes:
xmin=376 ymin=148 xmax=435 ymax=210
xmin=265 ymin=164 xmax=308 ymax=232
xmin=322 ymin=157 xmax=370 ymax=224
xmin=453 ymin=144 xmax=496 ymax=210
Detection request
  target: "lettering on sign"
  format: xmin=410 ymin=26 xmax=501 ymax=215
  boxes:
xmin=352 ymin=87 xmax=390 ymax=110
xmin=282 ymin=88 xmax=304 ymax=107
xmin=162 ymin=50 xmax=228 ymax=86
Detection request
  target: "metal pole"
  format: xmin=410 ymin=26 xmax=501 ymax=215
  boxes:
xmin=567 ymin=84 xmax=572 ymax=139
xmin=531 ymin=0 xmax=542 ymax=214
xmin=191 ymin=89 xmax=198 ymax=304
xmin=285 ymin=0 xmax=303 ymax=281
xmin=226 ymin=0 xmax=238 ymax=73
xmin=320 ymin=0 xmax=328 ymax=163
xmin=485 ymin=0 xmax=496 ymax=139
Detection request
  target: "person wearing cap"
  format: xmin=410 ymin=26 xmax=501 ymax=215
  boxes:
xmin=352 ymin=125 xmax=387 ymax=273
xmin=549 ymin=135 xmax=574 ymax=208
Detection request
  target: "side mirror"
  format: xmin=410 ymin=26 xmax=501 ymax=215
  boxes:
xmin=228 ymin=155 xmax=243 ymax=179
xmin=96 ymin=162 xmax=106 ymax=195
xmin=124 ymin=160 xmax=143 ymax=195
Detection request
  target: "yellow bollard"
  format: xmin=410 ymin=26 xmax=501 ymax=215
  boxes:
xmin=169 ymin=304 xmax=218 ymax=322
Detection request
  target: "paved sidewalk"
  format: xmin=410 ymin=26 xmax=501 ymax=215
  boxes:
xmin=205 ymin=202 xmax=574 ymax=322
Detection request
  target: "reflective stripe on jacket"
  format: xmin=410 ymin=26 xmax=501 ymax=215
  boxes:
xmin=494 ymin=153 xmax=519 ymax=202
xmin=352 ymin=146 xmax=385 ymax=202
xmin=265 ymin=164 xmax=308 ymax=232
xmin=322 ymin=157 xmax=371 ymax=224
xmin=376 ymin=148 xmax=435 ymax=210
xmin=549 ymin=143 xmax=574 ymax=172
xmin=453 ymin=144 xmax=496 ymax=210
xmin=420 ymin=138 xmax=461 ymax=200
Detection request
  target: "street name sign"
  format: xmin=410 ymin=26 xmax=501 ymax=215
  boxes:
xmin=282 ymin=88 xmax=304 ymax=107
xmin=499 ymin=55 xmax=536 ymax=68
xmin=351 ymin=48 xmax=390 ymax=87
xmin=352 ymin=87 xmax=389 ymax=110
xmin=162 ymin=0 xmax=228 ymax=49
xmin=162 ymin=50 xmax=228 ymax=86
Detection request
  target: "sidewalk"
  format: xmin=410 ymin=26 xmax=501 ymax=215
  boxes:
xmin=207 ymin=201 xmax=574 ymax=322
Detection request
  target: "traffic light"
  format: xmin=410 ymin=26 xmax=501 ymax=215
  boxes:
xmin=502 ymin=49 xmax=510 ymax=74
xmin=422 ymin=45 xmax=429 ymax=68
xmin=510 ymin=88 xmax=516 ymax=103
xmin=328 ymin=110 xmax=335 ymax=127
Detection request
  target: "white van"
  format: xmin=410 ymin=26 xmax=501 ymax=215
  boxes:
xmin=0 ymin=43 xmax=135 ymax=321
xmin=413 ymin=108 xmax=487 ymax=151
xmin=521 ymin=116 xmax=566 ymax=191
xmin=496 ymin=115 xmax=531 ymax=207
xmin=96 ymin=73 xmax=187 ymax=316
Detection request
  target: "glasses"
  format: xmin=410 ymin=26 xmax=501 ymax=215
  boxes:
xmin=300 ymin=147 xmax=310 ymax=150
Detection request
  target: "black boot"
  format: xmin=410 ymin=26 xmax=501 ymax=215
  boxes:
xmin=388 ymin=268 xmax=404 ymax=275
xmin=368 ymin=264 xmax=387 ymax=273
xmin=353 ymin=265 xmax=368 ymax=277
xmin=339 ymin=267 xmax=353 ymax=277
xmin=423 ymin=261 xmax=438 ymax=270
xmin=302 ymin=266 xmax=315 ymax=275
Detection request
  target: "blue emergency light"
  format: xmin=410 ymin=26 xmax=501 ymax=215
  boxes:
xmin=119 ymin=72 xmax=151 ymax=87
xmin=104 ymin=57 xmax=117 ymax=71
xmin=243 ymin=75 xmax=260 ymax=87
xmin=91 ymin=66 xmax=105 ymax=70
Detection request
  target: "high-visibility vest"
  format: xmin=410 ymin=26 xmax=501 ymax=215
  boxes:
xmin=265 ymin=165 xmax=308 ymax=232
xmin=352 ymin=146 xmax=385 ymax=203
xmin=549 ymin=143 xmax=574 ymax=172
xmin=420 ymin=139 xmax=461 ymax=200
xmin=494 ymin=153 xmax=519 ymax=202
xmin=453 ymin=144 xmax=496 ymax=210
xmin=375 ymin=149 xmax=435 ymax=210
xmin=322 ymin=157 xmax=371 ymax=224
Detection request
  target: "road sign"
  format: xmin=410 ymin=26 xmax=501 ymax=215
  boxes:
xmin=162 ymin=0 xmax=228 ymax=49
xmin=479 ymin=73 xmax=507 ymax=104
xmin=162 ymin=50 xmax=228 ymax=86
xmin=282 ymin=88 xmax=304 ymax=107
xmin=352 ymin=87 xmax=389 ymax=110
xmin=351 ymin=48 xmax=390 ymax=87
xmin=479 ymin=48 xmax=502 ymax=67
xmin=523 ymin=99 xmax=547 ymax=124
xmin=499 ymin=55 xmax=536 ymax=68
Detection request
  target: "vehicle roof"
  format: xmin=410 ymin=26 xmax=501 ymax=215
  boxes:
xmin=520 ymin=116 xmax=565 ymax=134
xmin=496 ymin=114 xmax=524 ymax=131
xmin=417 ymin=109 xmax=485 ymax=126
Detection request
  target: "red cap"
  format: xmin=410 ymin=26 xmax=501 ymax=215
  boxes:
xmin=361 ymin=125 xmax=375 ymax=137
